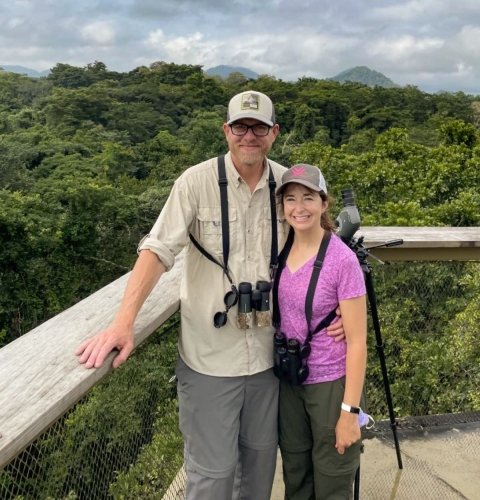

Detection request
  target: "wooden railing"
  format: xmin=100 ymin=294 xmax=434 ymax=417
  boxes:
xmin=1 ymin=227 xmax=479 ymax=470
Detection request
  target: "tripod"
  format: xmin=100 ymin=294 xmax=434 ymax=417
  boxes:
xmin=348 ymin=235 xmax=404 ymax=499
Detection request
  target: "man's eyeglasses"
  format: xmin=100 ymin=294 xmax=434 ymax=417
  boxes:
xmin=230 ymin=123 xmax=271 ymax=137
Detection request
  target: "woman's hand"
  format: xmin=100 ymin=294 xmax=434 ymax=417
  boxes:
xmin=335 ymin=412 xmax=361 ymax=455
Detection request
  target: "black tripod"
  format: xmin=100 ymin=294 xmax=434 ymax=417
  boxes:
xmin=348 ymin=235 xmax=404 ymax=499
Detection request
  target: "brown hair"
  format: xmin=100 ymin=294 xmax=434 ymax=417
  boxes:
xmin=281 ymin=185 xmax=336 ymax=233
xmin=319 ymin=191 xmax=336 ymax=233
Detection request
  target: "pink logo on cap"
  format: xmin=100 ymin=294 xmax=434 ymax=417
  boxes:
xmin=291 ymin=166 xmax=306 ymax=178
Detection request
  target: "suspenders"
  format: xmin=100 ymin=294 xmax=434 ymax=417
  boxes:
xmin=189 ymin=155 xmax=279 ymax=282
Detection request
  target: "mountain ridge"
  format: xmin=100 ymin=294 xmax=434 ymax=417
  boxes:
xmin=330 ymin=66 xmax=399 ymax=88
xmin=0 ymin=65 xmax=50 ymax=77
xmin=205 ymin=65 xmax=259 ymax=79
xmin=2 ymin=63 xmax=398 ymax=88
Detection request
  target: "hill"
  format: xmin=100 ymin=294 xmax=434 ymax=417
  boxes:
xmin=330 ymin=66 xmax=399 ymax=88
xmin=205 ymin=65 xmax=258 ymax=79
xmin=0 ymin=65 xmax=50 ymax=77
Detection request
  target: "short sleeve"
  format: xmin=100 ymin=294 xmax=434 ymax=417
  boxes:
xmin=336 ymin=253 xmax=366 ymax=301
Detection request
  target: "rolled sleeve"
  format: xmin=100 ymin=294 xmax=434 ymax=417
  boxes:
xmin=138 ymin=177 xmax=195 ymax=272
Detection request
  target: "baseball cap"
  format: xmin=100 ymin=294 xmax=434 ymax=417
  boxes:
xmin=227 ymin=91 xmax=275 ymax=126
xmin=276 ymin=164 xmax=328 ymax=196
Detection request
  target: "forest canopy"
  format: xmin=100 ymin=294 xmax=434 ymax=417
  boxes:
xmin=2 ymin=61 xmax=480 ymax=500
xmin=1 ymin=60 xmax=480 ymax=345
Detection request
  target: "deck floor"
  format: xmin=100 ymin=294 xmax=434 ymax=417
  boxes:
xmin=161 ymin=422 xmax=480 ymax=500
xmin=271 ymin=421 xmax=480 ymax=500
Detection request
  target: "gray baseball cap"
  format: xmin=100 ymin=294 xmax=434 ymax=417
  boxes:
xmin=227 ymin=91 xmax=275 ymax=126
xmin=276 ymin=164 xmax=328 ymax=196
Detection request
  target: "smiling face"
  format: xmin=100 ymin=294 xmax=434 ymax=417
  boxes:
xmin=282 ymin=183 xmax=328 ymax=234
xmin=223 ymin=118 xmax=279 ymax=169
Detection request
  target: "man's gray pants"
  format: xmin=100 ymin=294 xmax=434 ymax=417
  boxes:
xmin=175 ymin=356 xmax=279 ymax=500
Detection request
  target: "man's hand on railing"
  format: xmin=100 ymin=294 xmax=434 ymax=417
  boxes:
xmin=75 ymin=322 xmax=134 ymax=369
xmin=75 ymin=250 xmax=166 ymax=370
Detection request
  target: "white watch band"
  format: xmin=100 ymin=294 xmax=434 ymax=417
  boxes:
xmin=341 ymin=402 xmax=361 ymax=414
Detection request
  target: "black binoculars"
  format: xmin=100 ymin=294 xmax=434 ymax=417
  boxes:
xmin=237 ymin=281 xmax=272 ymax=329
xmin=273 ymin=332 xmax=310 ymax=385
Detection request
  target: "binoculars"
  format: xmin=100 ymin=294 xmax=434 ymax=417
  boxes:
xmin=237 ymin=281 xmax=272 ymax=329
xmin=273 ymin=332 xmax=310 ymax=386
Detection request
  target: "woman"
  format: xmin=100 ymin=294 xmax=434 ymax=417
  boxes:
xmin=273 ymin=164 xmax=367 ymax=500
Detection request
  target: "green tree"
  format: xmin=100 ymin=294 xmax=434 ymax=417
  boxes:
xmin=440 ymin=119 xmax=478 ymax=148
xmin=47 ymin=63 xmax=90 ymax=89
xmin=293 ymin=104 xmax=316 ymax=142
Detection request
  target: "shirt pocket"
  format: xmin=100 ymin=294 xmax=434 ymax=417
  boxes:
xmin=262 ymin=206 xmax=289 ymax=256
xmin=196 ymin=206 xmax=237 ymax=261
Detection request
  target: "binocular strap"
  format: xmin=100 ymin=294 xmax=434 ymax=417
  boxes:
xmin=272 ymin=230 xmax=338 ymax=369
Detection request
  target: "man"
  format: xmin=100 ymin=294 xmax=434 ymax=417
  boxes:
xmin=76 ymin=90 xmax=344 ymax=500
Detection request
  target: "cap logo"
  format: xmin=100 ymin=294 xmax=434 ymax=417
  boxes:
xmin=241 ymin=93 xmax=259 ymax=110
xmin=290 ymin=166 xmax=307 ymax=178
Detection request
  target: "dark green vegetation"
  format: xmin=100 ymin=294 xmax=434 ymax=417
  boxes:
xmin=330 ymin=66 xmax=400 ymax=88
xmin=1 ymin=61 xmax=480 ymax=498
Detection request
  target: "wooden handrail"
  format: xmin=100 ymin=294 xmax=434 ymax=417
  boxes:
xmin=1 ymin=226 xmax=480 ymax=469
xmin=360 ymin=227 xmax=480 ymax=261
xmin=0 ymin=253 xmax=184 ymax=469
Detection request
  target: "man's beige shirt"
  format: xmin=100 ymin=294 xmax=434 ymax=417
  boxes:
xmin=139 ymin=151 xmax=289 ymax=377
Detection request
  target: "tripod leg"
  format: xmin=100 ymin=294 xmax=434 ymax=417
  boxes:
xmin=353 ymin=465 xmax=360 ymax=500
xmin=364 ymin=269 xmax=403 ymax=470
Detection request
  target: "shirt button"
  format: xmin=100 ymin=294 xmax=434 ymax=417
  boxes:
xmin=247 ymin=229 xmax=252 ymax=234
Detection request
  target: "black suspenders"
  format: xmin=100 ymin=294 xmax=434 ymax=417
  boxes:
xmin=189 ymin=155 xmax=279 ymax=282
xmin=218 ymin=155 xmax=230 ymax=271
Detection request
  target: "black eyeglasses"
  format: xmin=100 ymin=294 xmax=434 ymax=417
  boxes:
xmin=230 ymin=123 xmax=271 ymax=137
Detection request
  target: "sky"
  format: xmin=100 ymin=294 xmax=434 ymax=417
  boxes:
xmin=1 ymin=0 xmax=480 ymax=94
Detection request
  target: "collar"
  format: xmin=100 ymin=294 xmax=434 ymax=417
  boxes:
xmin=225 ymin=151 xmax=270 ymax=189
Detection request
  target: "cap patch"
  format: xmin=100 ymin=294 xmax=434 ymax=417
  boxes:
xmin=241 ymin=93 xmax=259 ymax=110
xmin=290 ymin=166 xmax=307 ymax=178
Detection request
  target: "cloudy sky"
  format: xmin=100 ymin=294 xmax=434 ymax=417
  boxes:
xmin=2 ymin=0 xmax=480 ymax=93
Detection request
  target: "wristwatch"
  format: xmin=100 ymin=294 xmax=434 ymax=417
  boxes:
xmin=341 ymin=402 xmax=361 ymax=414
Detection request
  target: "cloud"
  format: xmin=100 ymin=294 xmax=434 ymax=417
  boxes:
xmin=455 ymin=25 xmax=480 ymax=58
xmin=8 ymin=17 xmax=25 ymax=28
xmin=141 ymin=29 xmax=360 ymax=79
xmin=366 ymin=35 xmax=445 ymax=63
xmin=373 ymin=0 xmax=480 ymax=21
xmin=1 ymin=0 xmax=480 ymax=92
xmin=81 ymin=21 xmax=116 ymax=46
xmin=131 ymin=0 xmax=228 ymax=17
xmin=373 ymin=0 xmax=440 ymax=21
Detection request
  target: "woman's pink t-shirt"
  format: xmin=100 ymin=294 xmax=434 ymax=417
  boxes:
xmin=278 ymin=233 xmax=366 ymax=384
